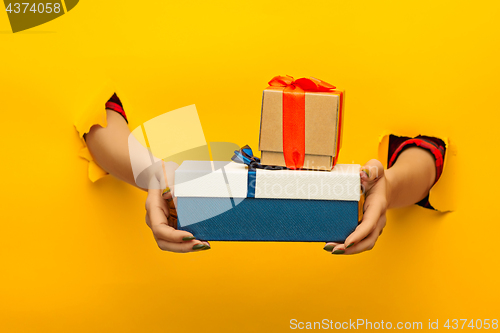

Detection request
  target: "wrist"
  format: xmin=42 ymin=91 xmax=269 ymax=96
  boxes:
xmin=384 ymin=147 xmax=436 ymax=209
xmin=133 ymin=159 xmax=165 ymax=191
xmin=385 ymin=167 xmax=395 ymax=209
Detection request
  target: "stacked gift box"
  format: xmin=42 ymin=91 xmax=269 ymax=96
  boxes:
xmin=175 ymin=76 xmax=360 ymax=242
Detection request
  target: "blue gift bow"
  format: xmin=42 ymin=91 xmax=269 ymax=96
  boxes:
xmin=231 ymin=145 xmax=287 ymax=198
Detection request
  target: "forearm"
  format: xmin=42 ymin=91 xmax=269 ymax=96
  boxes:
xmin=85 ymin=110 xmax=140 ymax=189
xmin=385 ymin=147 xmax=436 ymax=209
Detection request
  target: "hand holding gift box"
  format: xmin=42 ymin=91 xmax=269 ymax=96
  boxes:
xmin=175 ymin=153 xmax=361 ymax=242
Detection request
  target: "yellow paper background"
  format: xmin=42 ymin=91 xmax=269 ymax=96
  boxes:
xmin=1 ymin=0 xmax=499 ymax=332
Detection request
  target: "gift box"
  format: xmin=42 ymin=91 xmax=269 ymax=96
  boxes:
xmin=259 ymin=76 xmax=345 ymax=171
xmin=175 ymin=161 xmax=360 ymax=242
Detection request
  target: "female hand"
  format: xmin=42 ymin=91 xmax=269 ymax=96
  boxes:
xmin=324 ymin=159 xmax=388 ymax=254
xmin=145 ymin=187 xmax=210 ymax=253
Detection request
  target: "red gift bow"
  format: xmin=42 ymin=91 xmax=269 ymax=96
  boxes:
xmin=268 ymin=75 xmax=343 ymax=169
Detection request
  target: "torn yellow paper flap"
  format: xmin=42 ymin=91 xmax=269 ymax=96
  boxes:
xmin=429 ymin=137 xmax=456 ymax=212
xmin=78 ymin=147 xmax=109 ymax=182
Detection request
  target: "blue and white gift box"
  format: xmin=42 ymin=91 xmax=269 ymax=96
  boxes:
xmin=175 ymin=161 xmax=361 ymax=242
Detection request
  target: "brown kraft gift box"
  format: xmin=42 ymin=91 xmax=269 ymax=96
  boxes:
xmin=258 ymin=77 xmax=344 ymax=171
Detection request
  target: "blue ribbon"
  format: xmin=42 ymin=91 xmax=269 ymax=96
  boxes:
xmin=231 ymin=145 xmax=286 ymax=199
xmin=231 ymin=145 xmax=287 ymax=170
xmin=247 ymin=169 xmax=256 ymax=198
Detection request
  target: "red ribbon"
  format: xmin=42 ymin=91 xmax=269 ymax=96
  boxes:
xmin=268 ymin=75 xmax=342 ymax=169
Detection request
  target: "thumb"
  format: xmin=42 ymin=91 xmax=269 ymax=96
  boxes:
xmin=360 ymin=159 xmax=384 ymax=192
xmin=162 ymin=187 xmax=177 ymax=209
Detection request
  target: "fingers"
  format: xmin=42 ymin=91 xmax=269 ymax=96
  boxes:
xmin=344 ymin=160 xmax=388 ymax=252
xmin=162 ymin=161 xmax=178 ymax=209
xmin=147 ymin=197 xmax=170 ymax=227
xmin=323 ymin=242 xmax=349 ymax=254
xmin=146 ymin=188 xmax=169 ymax=216
xmin=151 ymin=221 xmax=194 ymax=243
xmin=162 ymin=191 xmax=172 ymax=200
xmin=323 ymin=242 xmax=342 ymax=253
xmin=156 ymin=238 xmax=210 ymax=253
xmin=147 ymin=187 xmax=210 ymax=253
xmin=344 ymin=227 xmax=379 ymax=254
xmin=360 ymin=159 xmax=384 ymax=181
xmin=147 ymin=211 xmax=210 ymax=253
xmin=360 ymin=159 xmax=384 ymax=193
xmin=162 ymin=188 xmax=178 ymax=210
xmin=343 ymin=199 xmax=384 ymax=247
xmin=148 ymin=204 xmax=192 ymax=243
xmin=148 ymin=210 xmax=211 ymax=253
xmin=343 ymin=215 xmax=386 ymax=254
xmin=327 ymin=215 xmax=386 ymax=255
xmin=162 ymin=191 xmax=178 ymax=228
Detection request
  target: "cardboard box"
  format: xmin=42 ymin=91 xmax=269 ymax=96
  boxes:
xmin=259 ymin=83 xmax=344 ymax=171
xmin=175 ymin=161 xmax=360 ymax=242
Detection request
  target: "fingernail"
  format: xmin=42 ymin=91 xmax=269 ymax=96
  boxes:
xmin=192 ymin=244 xmax=205 ymax=250
xmin=362 ymin=169 xmax=370 ymax=178
xmin=323 ymin=244 xmax=335 ymax=252
xmin=346 ymin=243 xmax=354 ymax=249
xmin=201 ymin=245 xmax=211 ymax=251
xmin=183 ymin=236 xmax=196 ymax=241
xmin=332 ymin=249 xmax=345 ymax=254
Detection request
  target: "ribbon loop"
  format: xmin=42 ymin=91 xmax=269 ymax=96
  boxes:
xmin=268 ymin=75 xmax=336 ymax=92
xmin=232 ymin=145 xmax=286 ymax=170
xmin=268 ymin=75 xmax=295 ymax=87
